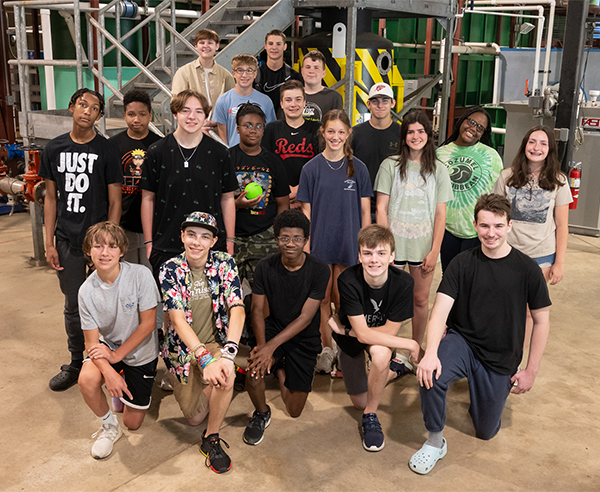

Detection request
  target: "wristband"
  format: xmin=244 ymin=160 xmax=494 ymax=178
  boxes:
xmin=226 ymin=238 xmax=235 ymax=243
xmin=144 ymin=240 xmax=153 ymax=245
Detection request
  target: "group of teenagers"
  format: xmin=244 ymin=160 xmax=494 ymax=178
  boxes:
xmin=39 ymin=27 xmax=570 ymax=476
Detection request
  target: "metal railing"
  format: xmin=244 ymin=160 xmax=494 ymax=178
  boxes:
xmin=6 ymin=0 xmax=202 ymax=142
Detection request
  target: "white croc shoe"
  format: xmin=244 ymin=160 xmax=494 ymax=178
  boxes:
xmin=409 ymin=438 xmax=447 ymax=475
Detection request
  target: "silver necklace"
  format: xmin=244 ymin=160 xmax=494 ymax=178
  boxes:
xmin=176 ymin=140 xmax=200 ymax=168
xmin=323 ymin=155 xmax=345 ymax=171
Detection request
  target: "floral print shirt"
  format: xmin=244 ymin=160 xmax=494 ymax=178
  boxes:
xmin=159 ymin=250 xmax=244 ymax=384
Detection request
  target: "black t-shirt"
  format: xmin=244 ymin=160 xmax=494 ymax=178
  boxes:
xmin=254 ymin=63 xmax=303 ymax=114
xmin=109 ymin=130 xmax=161 ymax=233
xmin=262 ymin=119 xmax=320 ymax=187
xmin=439 ymin=246 xmax=552 ymax=375
xmin=230 ymin=145 xmax=290 ymax=237
xmin=352 ymin=121 xmax=401 ymax=214
xmin=141 ymin=134 xmax=238 ymax=254
xmin=303 ymin=88 xmax=343 ymax=123
xmin=334 ymin=263 xmax=414 ymax=357
xmin=39 ymin=132 xmax=123 ymax=249
xmin=253 ymin=252 xmax=330 ymax=346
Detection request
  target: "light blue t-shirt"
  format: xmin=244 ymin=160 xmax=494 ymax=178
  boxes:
xmin=213 ymin=88 xmax=276 ymax=147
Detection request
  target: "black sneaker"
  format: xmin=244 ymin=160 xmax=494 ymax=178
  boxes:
xmin=362 ymin=413 xmax=385 ymax=452
xmin=200 ymin=433 xmax=231 ymax=473
xmin=243 ymin=405 xmax=271 ymax=445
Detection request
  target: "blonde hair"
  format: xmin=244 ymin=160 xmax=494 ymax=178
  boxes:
xmin=232 ymin=54 xmax=258 ymax=70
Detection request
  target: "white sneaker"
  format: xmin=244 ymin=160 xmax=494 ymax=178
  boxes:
xmin=91 ymin=423 xmax=123 ymax=459
xmin=315 ymin=346 xmax=335 ymax=374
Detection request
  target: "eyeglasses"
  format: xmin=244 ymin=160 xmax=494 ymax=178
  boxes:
xmin=277 ymin=236 xmax=305 ymax=244
xmin=238 ymin=123 xmax=264 ymax=131
xmin=234 ymin=68 xmax=256 ymax=74
xmin=465 ymin=117 xmax=486 ymax=134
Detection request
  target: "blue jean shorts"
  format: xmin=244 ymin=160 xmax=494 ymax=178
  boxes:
xmin=532 ymin=253 xmax=555 ymax=268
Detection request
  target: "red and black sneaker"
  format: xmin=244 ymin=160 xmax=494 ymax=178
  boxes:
xmin=200 ymin=433 xmax=232 ymax=473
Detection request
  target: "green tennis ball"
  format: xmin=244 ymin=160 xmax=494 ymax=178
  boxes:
xmin=244 ymin=182 xmax=263 ymax=200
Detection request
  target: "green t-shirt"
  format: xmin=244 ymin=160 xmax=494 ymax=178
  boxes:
xmin=436 ymin=142 xmax=503 ymax=239
xmin=189 ymin=268 xmax=216 ymax=344
xmin=375 ymin=157 xmax=453 ymax=262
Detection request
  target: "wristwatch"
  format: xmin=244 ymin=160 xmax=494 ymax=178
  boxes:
xmin=223 ymin=345 xmax=237 ymax=356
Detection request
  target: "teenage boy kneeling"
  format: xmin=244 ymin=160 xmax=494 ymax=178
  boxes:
xmin=159 ymin=212 xmax=245 ymax=474
xmin=78 ymin=222 xmax=160 ymax=459
xmin=243 ymin=210 xmax=330 ymax=445
xmin=328 ymin=224 xmax=420 ymax=452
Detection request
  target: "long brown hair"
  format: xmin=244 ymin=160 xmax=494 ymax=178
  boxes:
xmin=393 ymin=110 xmax=436 ymax=183
xmin=320 ymin=109 xmax=355 ymax=177
xmin=506 ymin=125 xmax=565 ymax=191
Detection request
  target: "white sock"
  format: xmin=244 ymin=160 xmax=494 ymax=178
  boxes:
xmin=98 ymin=409 xmax=118 ymax=427
xmin=425 ymin=431 xmax=443 ymax=448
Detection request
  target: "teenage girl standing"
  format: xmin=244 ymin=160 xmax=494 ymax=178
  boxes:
xmin=493 ymin=125 xmax=571 ymax=284
xmin=374 ymin=111 xmax=453 ymax=347
xmin=297 ymin=109 xmax=372 ymax=372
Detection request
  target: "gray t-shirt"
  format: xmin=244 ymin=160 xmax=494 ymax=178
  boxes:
xmin=79 ymin=261 xmax=160 ymax=366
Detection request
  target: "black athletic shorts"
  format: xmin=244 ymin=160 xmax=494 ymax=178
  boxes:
xmin=267 ymin=326 xmax=320 ymax=394
xmin=110 ymin=357 xmax=158 ymax=410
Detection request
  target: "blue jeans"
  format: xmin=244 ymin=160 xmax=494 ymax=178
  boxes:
xmin=419 ymin=330 xmax=513 ymax=440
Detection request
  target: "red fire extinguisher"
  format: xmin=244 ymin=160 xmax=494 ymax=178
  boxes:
xmin=569 ymin=162 xmax=581 ymax=210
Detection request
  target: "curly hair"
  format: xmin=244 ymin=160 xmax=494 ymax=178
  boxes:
xmin=274 ymin=209 xmax=310 ymax=238
xmin=69 ymin=88 xmax=105 ymax=116
xmin=441 ymin=106 xmax=492 ymax=147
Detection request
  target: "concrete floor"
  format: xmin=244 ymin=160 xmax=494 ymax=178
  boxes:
xmin=1 ymin=209 xmax=599 ymax=492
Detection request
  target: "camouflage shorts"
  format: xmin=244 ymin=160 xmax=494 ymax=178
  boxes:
xmin=234 ymin=226 xmax=278 ymax=285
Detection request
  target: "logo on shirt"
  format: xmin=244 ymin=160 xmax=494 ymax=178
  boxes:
xmin=344 ymin=179 xmax=356 ymax=191
xmin=445 ymin=156 xmax=483 ymax=192
xmin=274 ymin=138 xmax=314 ymax=160
xmin=303 ymin=102 xmax=322 ymax=122
xmin=57 ymin=152 xmax=99 ymax=213
xmin=191 ymin=278 xmax=210 ymax=300
xmin=370 ymin=298 xmax=382 ymax=314
xmin=122 ymin=148 xmax=146 ymax=195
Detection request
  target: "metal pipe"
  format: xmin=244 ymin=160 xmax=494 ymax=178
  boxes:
xmin=439 ymin=11 xmax=456 ymax=143
xmin=8 ymin=59 xmax=79 ymax=66
xmin=462 ymin=5 xmax=544 ymax=95
xmin=97 ymin=7 xmax=106 ymax=135
xmin=40 ymin=9 xmax=56 ymax=109
xmin=115 ymin=0 xmax=121 ymax=89
xmin=344 ymin=7 xmax=357 ymax=122
xmin=473 ymin=2 xmax=556 ymax=89
xmin=18 ymin=6 xmax=33 ymax=143
xmin=74 ymin=0 xmax=83 ymax=87
xmin=170 ymin=0 xmax=176 ymax=79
